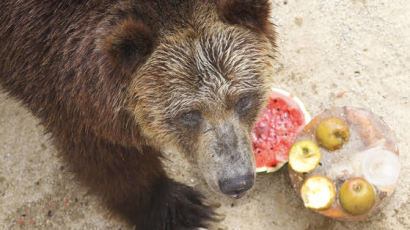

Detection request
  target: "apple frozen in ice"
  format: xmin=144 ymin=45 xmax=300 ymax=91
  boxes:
xmin=315 ymin=117 xmax=350 ymax=151
xmin=289 ymin=140 xmax=322 ymax=173
xmin=339 ymin=177 xmax=376 ymax=216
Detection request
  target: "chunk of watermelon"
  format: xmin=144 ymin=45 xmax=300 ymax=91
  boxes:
xmin=252 ymin=88 xmax=310 ymax=173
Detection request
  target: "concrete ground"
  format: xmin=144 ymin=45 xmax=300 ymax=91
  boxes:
xmin=0 ymin=0 xmax=409 ymax=229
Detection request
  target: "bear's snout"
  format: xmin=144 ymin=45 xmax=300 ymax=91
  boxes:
xmin=218 ymin=174 xmax=254 ymax=199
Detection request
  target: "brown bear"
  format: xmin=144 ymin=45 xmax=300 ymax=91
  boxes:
xmin=0 ymin=0 xmax=276 ymax=229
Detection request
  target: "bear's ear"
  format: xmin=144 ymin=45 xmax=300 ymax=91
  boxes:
xmin=218 ymin=0 xmax=272 ymax=32
xmin=103 ymin=19 xmax=153 ymax=73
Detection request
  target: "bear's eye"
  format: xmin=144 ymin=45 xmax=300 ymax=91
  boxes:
xmin=179 ymin=110 xmax=202 ymax=127
xmin=235 ymin=94 xmax=253 ymax=115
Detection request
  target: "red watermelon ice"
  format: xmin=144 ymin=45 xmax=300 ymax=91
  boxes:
xmin=252 ymin=88 xmax=311 ymax=173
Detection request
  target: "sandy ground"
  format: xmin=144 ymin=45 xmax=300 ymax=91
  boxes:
xmin=1 ymin=0 xmax=409 ymax=229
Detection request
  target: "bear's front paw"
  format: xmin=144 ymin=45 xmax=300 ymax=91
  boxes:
xmin=165 ymin=183 xmax=221 ymax=230
xmin=141 ymin=179 xmax=223 ymax=230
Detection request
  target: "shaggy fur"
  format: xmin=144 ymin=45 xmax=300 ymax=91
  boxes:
xmin=0 ymin=0 xmax=276 ymax=229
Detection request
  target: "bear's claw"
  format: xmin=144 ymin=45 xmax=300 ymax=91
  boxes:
xmin=202 ymin=199 xmax=222 ymax=208
xmin=138 ymin=178 xmax=221 ymax=230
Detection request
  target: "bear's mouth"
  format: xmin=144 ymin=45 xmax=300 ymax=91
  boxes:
xmin=229 ymin=191 xmax=246 ymax=199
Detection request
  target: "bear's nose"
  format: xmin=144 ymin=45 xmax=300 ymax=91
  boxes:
xmin=218 ymin=174 xmax=254 ymax=198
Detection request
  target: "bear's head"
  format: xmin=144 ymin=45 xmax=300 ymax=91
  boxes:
xmin=102 ymin=0 xmax=276 ymax=198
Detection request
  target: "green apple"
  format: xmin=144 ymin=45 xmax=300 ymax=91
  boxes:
xmin=289 ymin=140 xmax=322 ymax=173
xmin=339 ymin=177 xmax=376 ymax=215
xmin=316 ymin=117 xmax=350 ymax=150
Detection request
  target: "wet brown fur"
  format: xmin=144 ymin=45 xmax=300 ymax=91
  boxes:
xmin=0 ymin=0 xmax=276 ymax=229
